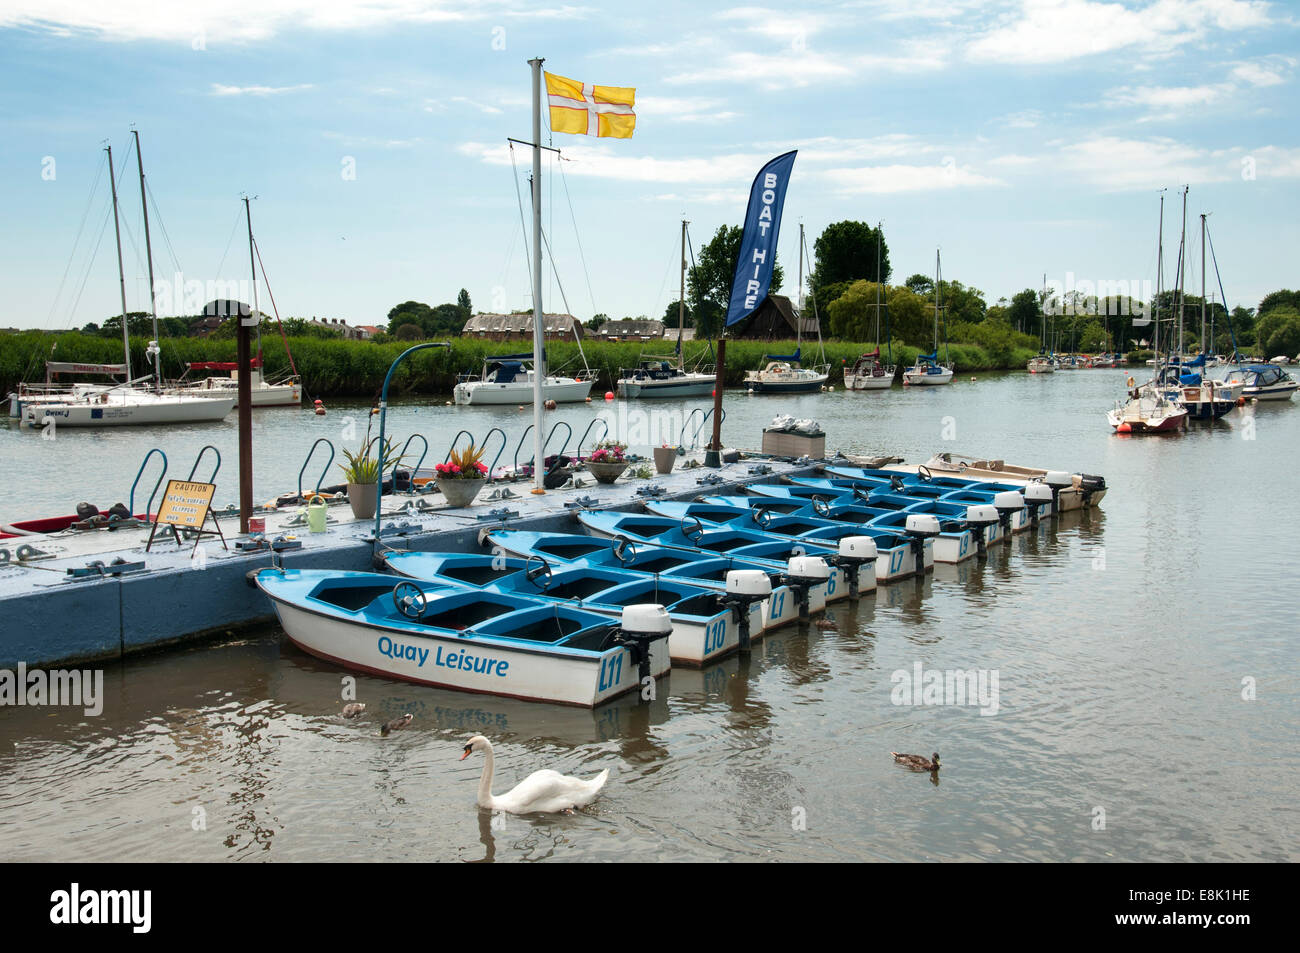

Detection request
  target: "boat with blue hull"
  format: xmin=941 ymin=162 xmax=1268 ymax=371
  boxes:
xmin=382 ymin=551 xmax=762 ymax=667
xmin=483 ymin=529 xmax=809 ymax=629
xmin=788 ymin=475 xmax=1033 ymax=534
xmin=638 ymin=498 xmax=939 ymax=576
xmin=251 ymin=568 xmax=671 ymax=707
xmin=572 ymin=510 xmax=879 ymax=593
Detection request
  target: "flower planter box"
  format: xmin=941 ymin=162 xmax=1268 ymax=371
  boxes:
xmin=585 ymin=461 xmax=628 ymax=484
xmin=653 ymin=446 xmax=677 ymax=475
xmin=347 ymin=482 xmax=379 ymax=520
xmin=761 ymin=429 xmax=825 ymax=459
xmin=437 ymin=477 xmax=486 ymax=508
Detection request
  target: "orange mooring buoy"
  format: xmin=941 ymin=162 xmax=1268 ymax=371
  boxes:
xmin=544 ymin=399 xmax=557 ymax=410
xmin=1117 ymin=422 xmax=1132 ymax=433
xmin=313 ymin=399 xmax=326 ymax=416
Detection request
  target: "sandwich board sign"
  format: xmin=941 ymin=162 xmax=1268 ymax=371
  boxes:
xmin=146 ymin=480 xmax=227 ymax=552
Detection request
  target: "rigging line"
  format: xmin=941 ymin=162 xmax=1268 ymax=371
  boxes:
xmin=213 ymin=205 xmax=244 ymax=285
xmin=539 ymin=224 xmax=590 ymax=372
xmin=252 ymin=237 xmax=300 ymax=380
xmin=65 ymin=202 xmax=116 ymax=335
xmin=556 ymin=154 xmax=599 ymax=317
xmin=1204 ymin=223 xmax=1238 ymax=355
xmin=508 ymin=141 xmax=534 ymax=292
xmin=45 ymin=154 xmax=107 ymax=329
xmin=650 ymin=224 xmax=678 ymax=323
xmin=801 ymin=228 xmax=826 ymax=364
xmin=145 ymin=178 xmax=184 ymax=276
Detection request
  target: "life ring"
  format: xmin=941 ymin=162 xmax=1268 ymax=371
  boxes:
xmin=1126 ymin=376 xmax=1135 ymax=388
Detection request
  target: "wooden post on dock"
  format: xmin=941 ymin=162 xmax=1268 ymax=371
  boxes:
xmin=236 ymin=307 xmax=252 ymax=534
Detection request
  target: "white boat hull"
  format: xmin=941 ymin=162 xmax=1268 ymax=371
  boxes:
xmin=844 ymin=373 xmax=894 ymax=390
xmin=453 ymin=376 xmax=593 ymax=405
xmin=22 ymin=394 xmax=236 ymax=427
xmin=616 ymin=373 xmax=715 ymax=398
xmin=903 ymin=367 xmax=954 ymax=386
xmin=269 ymin=600 xmax=669 ymax=707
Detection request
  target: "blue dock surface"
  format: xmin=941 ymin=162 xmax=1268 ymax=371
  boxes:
xmin=0 ymin=459 xmax=816 ymax=668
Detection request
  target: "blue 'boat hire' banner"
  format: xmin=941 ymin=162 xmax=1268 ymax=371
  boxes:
xmin=725 ymin=150 xmax=797 ymax=327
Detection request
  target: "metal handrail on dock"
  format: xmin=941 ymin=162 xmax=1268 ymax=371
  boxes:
xmin=129 ymin=448 xmax=168 ymax=518
xmin=297 ymin=438 xmax=335 ymax=501
xmin=186 ymin=445 xmax=222 ymax=484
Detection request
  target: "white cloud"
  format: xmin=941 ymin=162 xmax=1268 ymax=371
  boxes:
xmin=458 ymin=141 xmax=765 ymax=185
xmin=967 ymin=0 xmax=1272 ymax=65
xmin=821 ymin=161 xmax=1005 ymax=193
xmin=1105 ymin=83 xmax=1228 ymax=108
xmin=210 ymin=82 xmax=313 ymax=96
xmin=1050 ymin=136 xmax=1300 ymax=189
xmin=0 ymin=1 xmax=587 ymax=43
xmin=636 ymin=96 xmax=738 ymax=123
xmin=1231 ymin=55 xmax=1295 ymax=87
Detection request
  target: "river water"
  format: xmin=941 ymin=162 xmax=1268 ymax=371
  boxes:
xmin=2 ymin=369 xmax=1297 ymax=861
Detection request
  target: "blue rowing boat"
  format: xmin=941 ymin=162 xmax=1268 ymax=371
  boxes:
xmin=251 ymin=567 xmax=671 ymax=707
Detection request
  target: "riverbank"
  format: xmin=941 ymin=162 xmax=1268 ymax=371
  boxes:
xmin=1 ymin=331 xmax=1039 ymax=399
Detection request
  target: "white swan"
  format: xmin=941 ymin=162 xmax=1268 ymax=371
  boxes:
xmin=460 ymin=735 xmax=609 ymax=814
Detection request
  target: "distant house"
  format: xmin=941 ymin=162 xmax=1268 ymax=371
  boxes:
xmin=308 ymin=317 xmax=366 ymax=340
xmin=730 ymin=294 xmax=818 ymax=340
xmin=461 ymin=312 xmax=584 ymax=341
xmin=594 ymin=319 xmax=665 ymax=341
xmin=355 ymin=325 xmax=385 ymax=340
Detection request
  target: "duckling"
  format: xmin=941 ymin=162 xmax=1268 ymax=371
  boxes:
xmin=815 ymin=618 xmax=838 ymax=630
xmin=341 ymin=703 xmax=366 ymax=719
xmin=381 ymin=713 xmax=414 ymax=736
xmin=891 ymin=751 xmax=940 ymax=772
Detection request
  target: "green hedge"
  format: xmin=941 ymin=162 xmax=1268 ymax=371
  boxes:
xmin=0 ymin=331 xmax=1039 ymax=398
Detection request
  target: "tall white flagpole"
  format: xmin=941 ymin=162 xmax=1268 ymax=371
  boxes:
xmin=530 ymin=57 xmax=547 ymax=494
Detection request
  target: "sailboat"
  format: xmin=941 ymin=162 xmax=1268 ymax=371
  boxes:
xmin=1027 ymin=274 xmax=1055 ymax=374
xmin=19 ymin=136 xmax=236 ymax=429
xmin=1107 ymin=192 xmax=1187 ymax=433
xmin=165 ymin=199 xmax=302 ymax=407
xmin=453 ymin=347 xmax=595 ymax=405
xmin=902 ymin=249 xmax=954 ymax=386
xmin=616 ymin=220 xmax=716 ymax=398
xmin=742 ymin=224 xmax=830 ymax=394
xmin=844 ymin=222 xmax=895 ymax=390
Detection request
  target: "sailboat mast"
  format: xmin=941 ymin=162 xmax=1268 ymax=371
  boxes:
xmin=1155 ymin=194 xmax=1164 ymax=361
xmin=243 ymin=197 xmax=262 ymax=366
xmin=678 ymin=218 xmax=687 ymax=370
xmin=1200 ymin=213 xmax=1207 ymax=355
xmin=1177 ymin=185 xmax=1188 ymax=358
xmin=528 ymin=57 xmax=546 ymax=493
xmin=132 ymin=130 xmax=160 ymax=392
xmin=874 ymin=224 xmax=882 ymax=348
xmin=933 ymin=248 xmax=941 ymax=358
xmin=106 ymin=144 xmax=132 ymax=382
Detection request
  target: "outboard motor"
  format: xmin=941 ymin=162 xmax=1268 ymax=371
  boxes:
xmin=1023 ymin=483 xmax=1053 ymax=528
xmin=992 ymin=490 xmax=1025 ymax=536
xmin=830 ymin=535 xmax=877 ymax=598
xmin=782 ymin=555 xmax=831 ymax=620
xmin=904 ymin=514 xmax=940 ymax=577
xmin=721 ymin=569 xmax=772 ymax=650
xmin=1043 ymin=471 xmax=1073 ymax=516
xmin=963 ymin=504 xmax=999 ymax=560
xmin=1078 ymin=473 xmax=1106 ymax=508
xmin=612 ymin=604 xmax=673 ymax=682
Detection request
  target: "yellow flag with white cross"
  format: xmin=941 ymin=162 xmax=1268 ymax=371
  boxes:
xmin=544 ymin=71 xmax=636 ymax=139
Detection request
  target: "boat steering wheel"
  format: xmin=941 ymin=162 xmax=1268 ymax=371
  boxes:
xmin=524 ymin=553 xmax=553 ymax=591
xmin=918 ymin=465 xmax=933 ymax=482
xmin=392 ymin=581 xmax=427 ymax=620
xmin=752 ymin=506 xmax=775 ymax=529
xmin=811 ymin=495 xmax=832 ymax=517
xmin=680 ymin=514 xmax=705 ymax=542
xmin=852 ymin=486 xmax=872 ymax=504
xmin=612 ymin=534 xmax=638 ymax=565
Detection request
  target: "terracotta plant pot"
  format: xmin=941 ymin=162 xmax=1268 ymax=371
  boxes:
xmin=653 ymin=446 xmax=677 ymax=475
xmin=437 ymin=477 xmax=486 ymax=508
xmin=347 ymin=482 xmax=379 ymax=521
xmin=585 ymin=461 xmax=628 ymax=485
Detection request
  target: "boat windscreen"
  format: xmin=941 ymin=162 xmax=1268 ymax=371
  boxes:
xmin=441 ymin=565 xmax=522 ymax=586
xmin=313 ymin=584 xmax=399 ymax=611
xmin=418 ymin=600 xmax=514 ymax=630
xmin=538 ymin=541 xmax=609 ymax=559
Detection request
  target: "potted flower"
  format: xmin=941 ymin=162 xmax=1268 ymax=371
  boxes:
xmin=435 ymin=444 xmax=489 ymax=507
xmin=586 ymin=440 xmax=629 ymax=484
xmin=653 ymin=443 xmax=677 ymax=475
xmin=339 ymin=436 xmax=404 ymax=521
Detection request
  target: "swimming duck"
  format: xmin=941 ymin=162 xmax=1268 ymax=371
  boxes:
xmin=891 ymin=751 xmax=940 ymax=772
xmin=460 ymin=735 xmax=609 ymax=814
xmin=381 ymin=713 xmax=414 ymax=736
xmin=341 ymin=703 xmax=366 ymax=719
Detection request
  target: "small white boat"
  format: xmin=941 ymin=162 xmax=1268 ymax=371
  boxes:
xmin=453 ymin=354 xmax=594 ymax=406
xmin=616 ymin=360 xmax=716 ymax=398
xmin=21 ymin=383 xmax=236 ymax=428
xmin=1221 ymin=364 xmax=1297 ymax=401
xmin=1026 ymin=356 xmax=1055 ymax=374
xmin=1106 ymin=392 xmax=1188 ymax=432
xmin=744 ymin=349 xmax=830 ymax=394
xmin=252 ymin=568 xmax=671 ymax=707
xmin=167 ymin=361 xmax=301 ymax=407
xmin=844 ymin=349 xmax=895 ymax=389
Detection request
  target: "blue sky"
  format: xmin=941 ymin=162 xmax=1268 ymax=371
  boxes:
xmin=1 ymin=0 xmax=1297 ymax=331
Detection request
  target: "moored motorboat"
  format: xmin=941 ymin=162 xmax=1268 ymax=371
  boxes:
xmin=251 ymin=568 xmax=671 ymax=707
xmin=1220 ymin=364 xmax=1297 ymax=401
xmin=453 ymin=353 xmax=594 ymax=405
xmin=743 ymin=348 xmax=830 ymax=394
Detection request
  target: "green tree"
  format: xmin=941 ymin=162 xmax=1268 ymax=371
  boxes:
xmin=1257 ymin=290 xmax=1300 ymax=317
xmin=1255 ymin=305 xmax=1300 ymax=356
xmin=428 ymin=303 xmax=465 ymax=335
xmin=826 ymin=280 xmax=888 ymax=342
xmin=457 ymin=288 xmax=472 ymax=320
xmin=904 ymin=274 xmax=933 ymax=297
xmin=394 ymin=323 xmax=424 ymax=341
xmin=1008 ymin=289 xmax=1040 ymax=337
xmin=387 ymin=301 xmax=434 ymax=334
xmin=808 ymin=221 xmax=890 ymax=300
xmin=586 ymin=313 xmax=610 ymax=331
xmin=662 ymin=300 xmax=693 ymax=328
xmin=937 ymin=279 xmax=987 ymax=326
xmin=886 ymin=286 xmax=931 ymax=347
